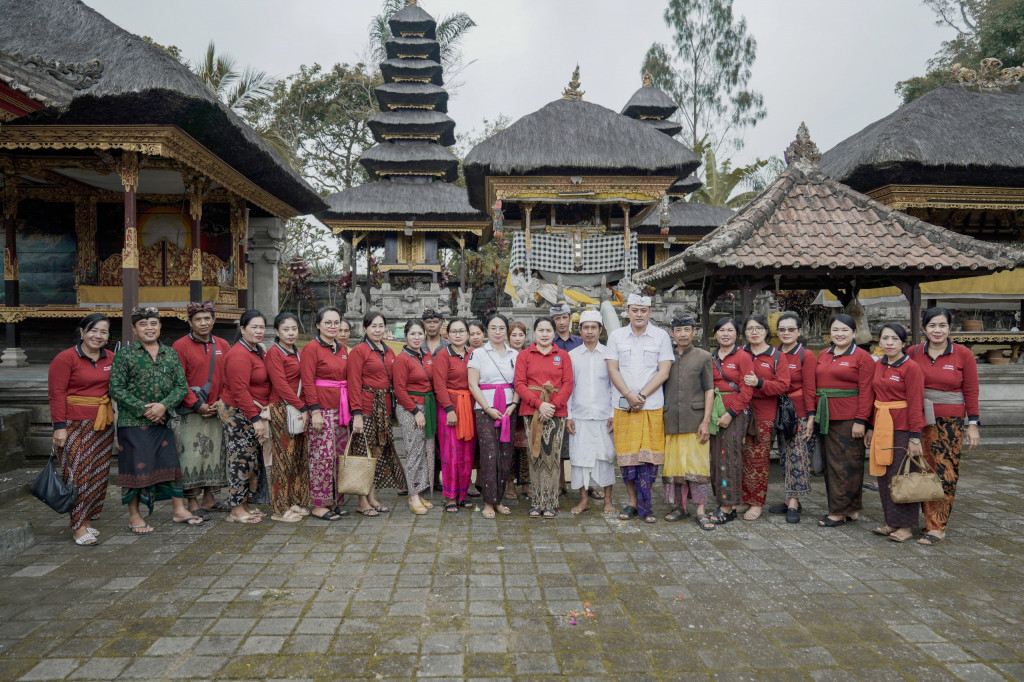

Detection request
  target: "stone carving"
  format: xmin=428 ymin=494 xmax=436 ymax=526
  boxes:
xmin=784 ymin=122 xmax=821 ymax=171
xmin=346 ymin=286 xmax=366 ymax=317
xmin=457 ymin=287 xmax=473 ymax=317
xmin=951 ymin=57 xmax=1024 ymax=90
xmin=562 ymin=65 xmax=584 ymax=101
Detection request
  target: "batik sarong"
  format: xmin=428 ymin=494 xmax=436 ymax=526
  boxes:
xmin=218 ymin=404 xmax=262 ymax=508
xmin=621 ymin=462 xmax=659 ymax=518
xmin=269 ymin=401 xmax=311 ymax=514
xmin=305 ymin=407 xmax=346 ymax=507
xmin=710 ymin=411 xmax=748 ymax=507
xmin=921 ymin=416 xmax=966 ymax=532
xmin=350 ymin=389 xmax=407 ymax=491
xmin=117 ymin=424 xmax=183 ymax=513
xmin=742 ymin=419 xmax=773 ymax=507
xmin=398 ymin=405 xmax=435 ymax=497
xmin=437 ymin=406 xmax=474 ymax=502
xmin=475 ymin=411 xmax=513 ymax=505
xmin=522 ymin=415 xmax=564 ymax=511
xmin=176 ymin=412 xmax=227 ymax=490
xmin=61 ymin=419 xmax=114 ymax=531
xmin=822 ymin=419 xmax=864 ymax=516
xmin=876 ymin=430 xmax=920 ymax=528
xmin=781 ymin=419 xmax=812 ymax=499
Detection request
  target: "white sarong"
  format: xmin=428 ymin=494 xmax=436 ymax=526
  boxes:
xmin=569 ymin=419 xmax=615 ymax=489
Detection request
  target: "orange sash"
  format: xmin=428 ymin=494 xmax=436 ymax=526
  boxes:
xmin=869 ymin=399 xmax=907 ymax=476
xmin=66 ymin=394 xmax=114 ymax=431
xmin=448 ymin=389 xmax=476 ymax=441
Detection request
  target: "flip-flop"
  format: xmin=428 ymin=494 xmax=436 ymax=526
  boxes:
xmin=528 ymin=507 xmax=542 ymax=518
xmin=206 ymin=500 xmax=231 ymax=513
xmin=372 ymin=504 xmax=390 ymax=513
xmin=312 ymin=510 xmax=344 ymax=521
xmin=189 ymin=507 xmax=210 ymax=520
xmin=173 ymin=515 xmax=205 ymax=526
xmin=872 ymin=526 xmax=897 ymax=536
xmin=356 ymin=507 xmax=380 ymax=517
xmin=818 ymin=516 xmax=846 ymax=527
xmin=460 ymin=500 xmax=475 ymax=509
xmin=330 ymin=506 xmax=350 ymax=517
xmin=482 ymin=508 xmax=496 ymax=519
xmin=618 ymin=505 xmax=638 ymax=520
xmin=918 ymin=533 xmax=944 ymax=546
xmin=496 ymin=505 xmax=512 ymax=515
xmin=466 ymin=490 xmax=481 ymax=498
xmin=588 ymin=488 xmax=605 ymax=500
xmin=224 ymin=514 xmax=261 ymax=524
xmin=270 ymin=511 xmax=303 ymax=523
xmin=889 ymin=531 xmax=913 ymax=543
xmin=127 ymin=523 xmax=153 ymax=534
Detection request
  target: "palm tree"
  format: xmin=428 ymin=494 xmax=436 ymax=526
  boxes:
xmin=192 ymin=41 xmax=276 ymax=115
xmin=688 ymin=137 xmax=767 ymax=209
xmin=368 ymin=0 xmax=476 ymax=85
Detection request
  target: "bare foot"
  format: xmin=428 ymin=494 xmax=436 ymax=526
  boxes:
xmin=603 ymin=503 xmax=617 ymax=515
xmin=571 ymin=500 xmax=590 ymax=515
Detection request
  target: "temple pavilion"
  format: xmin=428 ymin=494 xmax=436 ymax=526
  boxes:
xmin=317 ymin=1 xmax=489 ymax=300
xmin=0 ymin=0 xmax=325 ymax=362
xmin=819 ymin=59 xmax=1024 ymax=322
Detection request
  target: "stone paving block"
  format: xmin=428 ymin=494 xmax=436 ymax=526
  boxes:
xmin=18 ymin=658 xmax=79 ymax=681
xmin=145 ymin=635 xmax=199 ymax=656
xmin=418 ymin=653 xmax=464 ymax=677
xmin=66 ymin=657 xmax=130 ymax=680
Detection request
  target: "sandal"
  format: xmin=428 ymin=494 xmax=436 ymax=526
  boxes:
xmin=871 ymin=525 xmax=897 ymax=536
xmin=127 ymin=523 xmax=154 ymax=534
xmin=444 ymin=503 xmax=459 ymax=513
xmin=460 ymin=500 xmax=475 ymax=509
xmin=207 ymin=500 xmax=231 ymax=513
xmin=618 ymin=505 xmax=638 ymax=521
xmin=918 ymin=533 xmax=944 ymax=546
xmin=74 ymin=534 xmax=98 ymax=546
xmin=224 ymin=515 xmax=261 ymax=524
xmin=496 ymin=505 xmax=512 ymax=515
xmin=289 ymin=505 xmax=311 ymax=516
xmin=588 ymin=487 xmax=605 ymax=500
xmin=397 ymin=489 xmax=409 ymax=496
xmin=542 ymin=508 xmax=557 ymax=518
xmin=889 ymin=531 xmax=913 ymax=543
xmin=642 ymin=514 xmax=657 ymax=524
xmin=466 ymin=489 xmax=481 ymax=498
xmin=330 ymin=506 xmax=349 ymax=517
xmin=709 ymin=508 xmax=736 ymax=525
xmin=270 ymin=510 xmax=303 ymax=523
xmin=409 ymin=501 xmax=428 ymax=515
xmin=665 ymin=507 xmax=688 ymax=522
xmin=743 ymin=507 xmax=763 ymax=521
xmin=818 ymin=515 xmax=846 ymax=527
xmin=372 ymin=504 xmax=390 ymax=513
xmin=695 ymin=513 xmax=716 ymax=531
xmin=312 ymin=510 xmax=343 ymax=521
xmin=482 ymin=508 xmax=496 ymax=519
xmin=172 ymin=515 xmax=205 ymax=526
xmin=420 ymin=500 xmax=434 ymax=509
xmin=528 ymin=507 xmax=542 ymax=518
xmin=356 ymin=507 xmax=380 ymax=517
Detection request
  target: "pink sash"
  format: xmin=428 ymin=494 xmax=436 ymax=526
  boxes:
xmin=479 ymin=383 xmax=513 ymax=443
xmin=314 ymin=379 xmax=351 ymax=425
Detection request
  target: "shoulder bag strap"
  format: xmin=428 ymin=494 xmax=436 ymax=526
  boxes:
xmin=202 ymin=340 xmax=217 ymax=394
xmin=712 ymin=354 xmax=741 ymax=393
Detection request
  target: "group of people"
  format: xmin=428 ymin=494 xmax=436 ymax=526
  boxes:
xmin=47 ymin=295 xmax=979 ymax=547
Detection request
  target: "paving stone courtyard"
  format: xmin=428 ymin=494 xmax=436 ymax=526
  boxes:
xmin=2 ymin=446 xmax=1024 ymax=681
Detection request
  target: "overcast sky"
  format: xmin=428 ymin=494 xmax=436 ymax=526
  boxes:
xmin=85 ymin=0 xmax=952 ymax=167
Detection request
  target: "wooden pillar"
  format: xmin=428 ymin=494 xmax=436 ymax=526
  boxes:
xmin=621 ymin=203 xmax=631 ymax=281
xmin=910 ymin=282 xmax=922 ymax=345
xmin=231 ymin=200 xmax=248 ymax=309
xmin=187 ymin=176 xmax=207 ymax=302
xmin=2 ymin=173 xmax=21 ymax=354
xmin=523 ymin=203 xmax=533 ymax=280
xmin=740 ymin=278 xmax=753 ymax=320
xmin=120 ymin=152 xmax=139 ymax=343
xmin=702 ymin=280 xmax=715 ymax=348
xmin=458 ymin=234 xmax=466 ymax=289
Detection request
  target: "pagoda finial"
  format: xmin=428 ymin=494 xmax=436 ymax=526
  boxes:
xmin=406 ymin=0 xmax=418 ymax=5
xmin=784 ymin=122 xmax=821 ymax=171
xmin=562 ymin=65 xmax=584 ymax=101
xmin=642 ymin=72 xmax=653 ymax=88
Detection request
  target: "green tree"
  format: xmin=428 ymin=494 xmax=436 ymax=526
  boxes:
xmin=688 ymin=138 xmax=766 ymax=209
xmin=641 ymin=0 xmax=766 ymax=154
xmin=191 ymin=41 xmax=276 ymax=115
xmin=141 ymin=36 xmax=184 ymax=63
xmin=368 ymin=0 xmax=477 ymax=88
xmin=896 ymin=0 xmax=1024 ymax=103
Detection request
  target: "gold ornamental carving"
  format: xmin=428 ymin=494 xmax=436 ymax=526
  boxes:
xmin=185 ymin=174 xmax=209 ymax=220
xmin=3 ymin=247 xmax=18 ymax=280
xmin=868 ymin=184 xmax=1024 ymax=212
xmin=562 ymin=65 xmax=584 ymax=101
xmin=189 ymin=248 xmax=202 ymax=281
xmin=951 ymin=58 xmax=1024 ymax=90
xmin=122 ymin=227 xmax=139 ymax=269
xmin=0 ymin=125 xmax=301 ymax=219
xmin=74 ymin=196 xmax=98 ymax=280
xmin=118 ymin=151 xmax=139 ymax=191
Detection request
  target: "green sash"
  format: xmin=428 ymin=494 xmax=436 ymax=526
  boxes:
xmin=408 ymin=390 xmax=437 ymax=439
xmin=708 ymin=388 xmax=733 ymax=435
xmin=814 ymin=388 xmax=859 ymax=434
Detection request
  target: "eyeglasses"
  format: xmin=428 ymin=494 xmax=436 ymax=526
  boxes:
xmin=745 ymin=326 xmax=766 ymax=333
xmin=776 ymin=327 xmax=798 ymax=333
xmin=323 ymin=321 xmax=342 ymax=327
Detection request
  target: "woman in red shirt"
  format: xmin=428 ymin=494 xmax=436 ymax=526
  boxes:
xmin=739 ymin=314 xmax=790 ymax=521
xmin=219 ymin=310 xmax=271 ymax=525
xmin=768 ymin=312 xmax=817 ymax=523
xmin=865 ymin=323 xmax=925 ymax=542
xmin=47 ymin=314 xmax=115 ymax=545
xmin=507 ymin=321 xmax=531 ymax=500
xmin=514 ymin=317 xmax=573 ymax=518
xmin=264 ymin=312 xmax=311 ymax=523
xmin=300 ymin=306 xmax=350 ymax=522
xmin=907 ymin=307 xmax=981 ymax=545
xmin=394 ymin=319 xmax=436 ymax=515
xmin=708 ymin=317 xmax=754 ymax=525
xmin=433 ymin=318 xmax=476 ymax=511
xmin=815 ymin=313 xmax=875 ymax=527
xmin=347 ymin=311 xmax=404 ymax=516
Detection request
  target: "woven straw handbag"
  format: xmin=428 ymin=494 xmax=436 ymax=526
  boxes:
xmin=336 ymin=431 xmax=376 ymax=496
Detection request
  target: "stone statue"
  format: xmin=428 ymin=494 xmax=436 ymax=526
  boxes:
xmin=346 ymin=287 xmax=366 ymax=317
xmin=457 ymin=287 xmax=473 ymax=317
xmin=598 ymin=275 xmax=611 ymax=302
xmin=508 ymin=270 xmax=531 ymax=307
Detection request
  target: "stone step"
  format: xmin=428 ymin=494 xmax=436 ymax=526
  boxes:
xmin=0 ymin=518 xmax=35 ymax=560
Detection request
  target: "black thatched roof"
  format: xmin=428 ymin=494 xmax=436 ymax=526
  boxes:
xmin=389 ymin=4 xmax=437 ymax=39
xmin=638 ymin=201 xmax=734 ymax=230
xmin=320 ymin=180 xmax=488 ymax=223
xmin=463 ymin=98 xmax=700 ymax=209
xmin=668 ymin=174 xmax=701 ymax=196
xmin=0 ymin=0 xmax=324 ymax=216
xmin=820 ymin=83 xmax=1024 ymax=191
xmin=379 ymin=58 xmax=443 ymax=86
xmin=374 ymin=82 xmax=448 ymax=113
xmin=368 ymin=110 xmax=456 ymax=146
xmin=0 ymin=48 xmax=87 ymax=111
xmin=644 ymin=118 xmax=683 ymax=137
xmin=359 ymin=142 xmax=459 ymax=182
xmin=386 ymin=37 xmax=441 ymax=63
xmin=621 ymin=82 xmax=677 ymax=119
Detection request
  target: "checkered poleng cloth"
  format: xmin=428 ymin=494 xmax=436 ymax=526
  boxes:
xmin=509 ymin=231 xmax=639 ymax=274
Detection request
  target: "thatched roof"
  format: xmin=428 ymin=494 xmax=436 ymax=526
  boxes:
xmin=359 ymin=142 xmax=458 ymax=182
xmin=389 ymin=4 xmax=437 ymax=39
xmin=386 ymin=37 xmax=441 ymax=63
xmin=621 ymin=81 xmax=677 ymax=119
xmin=820 ymin=83 xmax=1024 ymax=191
xmin=368 ymin=110 xmax=455 ymax=146
xmin=638 ymin=201 xmax=733 ymax=231
xmin=644 ymin=118 xmax=683 ymax=137
xmin=463 ymin=98 xmax=700 ymax=209
xmin=374 ymin=82 xmax=448 ymax=113
xmin=0 ymin=48 xmax=88 ymax=112
xmin=668 ymin=174 xmax=701 ymax=196
xmin=320 ymin=180 xmax=488 ymax=224
xmin=0 ymin=0 xmax=324 ymax=216
xmin=637 ymin=124 xmax=1023 ymax=288
xmin=379 ymin=58 xmax=443 ymax=86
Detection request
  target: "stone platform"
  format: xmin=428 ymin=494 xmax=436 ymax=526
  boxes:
xmin=1 ymin=448 xmax=1023 ymax=680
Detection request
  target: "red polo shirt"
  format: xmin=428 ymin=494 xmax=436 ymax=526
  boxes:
xmin=172 ymin=333 xmax=229 ymax=409
xmin=222 ymin=340 xmax=271 ymax=422
xmin=346 ymin=339 xmax=396 ymax=415
xmin=48 ymin=344 xmax=114 ymax=427
xmin=815 ymin=344 xmax=875 ymax=424
xmin=394 ymin=348 xmax=434 ymax=413
xmin=265 ymin=343 xmax=303 ymax=410
xmin=782 ymin=344 xmax=818 ymax=419
xmin=906 ymin=342 xmax=980 ymax=422
xmin=743 ymin=344 xmax=791 ymax=423
xmin=433 ymin=346 xmax=470 ymax=413
xmin=513 ymin=344 xmax=573 ymax=417
xmin=870 ymin=354 xmax=925 ymax=436
xmin=299 ymin=337 xmax=348 ymax=412
xmin=712 ymin=346 xmax=754 ymax=416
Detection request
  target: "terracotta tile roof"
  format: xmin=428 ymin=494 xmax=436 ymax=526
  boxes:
xmin=637 ymin=125 xmax=1023 ymax=287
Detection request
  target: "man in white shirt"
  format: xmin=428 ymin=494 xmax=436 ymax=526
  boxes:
xmin=606 ymin=294 xmax=674 ymax=523
xmin=566 ymin=310 xmax=616 ymax=515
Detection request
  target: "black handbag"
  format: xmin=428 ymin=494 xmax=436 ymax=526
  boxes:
xmin=30 ymin=447 xmax=79 ymax=514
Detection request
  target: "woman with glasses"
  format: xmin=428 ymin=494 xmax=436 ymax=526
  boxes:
xmin=708 ymin=317 xmax=754 ymax=525
xmin=432 ymin=318 xmax=476 ymax=511
xmin=739 ymin=314 xmax=790 ymax=521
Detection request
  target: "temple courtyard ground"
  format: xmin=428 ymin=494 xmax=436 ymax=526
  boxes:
xmin=1 ymin=447 xmax=1023 ymax=681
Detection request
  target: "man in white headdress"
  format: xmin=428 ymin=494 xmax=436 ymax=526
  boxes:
xmin=566 ymin=310 xmax=616 ymax=515
xmin=606 ymin=293 xmax=674 ymax=523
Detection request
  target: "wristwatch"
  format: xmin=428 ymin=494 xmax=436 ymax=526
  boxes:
xmin=638 ymin=392 xmax=647 ymax=400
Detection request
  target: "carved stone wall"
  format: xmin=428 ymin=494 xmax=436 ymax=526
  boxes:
xmin=248 ymin=217 xmax=283 ymax=325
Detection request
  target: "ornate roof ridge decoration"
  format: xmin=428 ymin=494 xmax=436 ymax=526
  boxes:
xmin=951 ymin=57 xmax=1024 ymax=92
xmin=0 ymin=50 xmax=104 ymax=92
xmin=642 ymin=72 xmax=653 ymax=88
xmin=783 ymin=122 xmax=821 ymax=172
xmin=562 ymin=65 xmax=584 ymax=101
